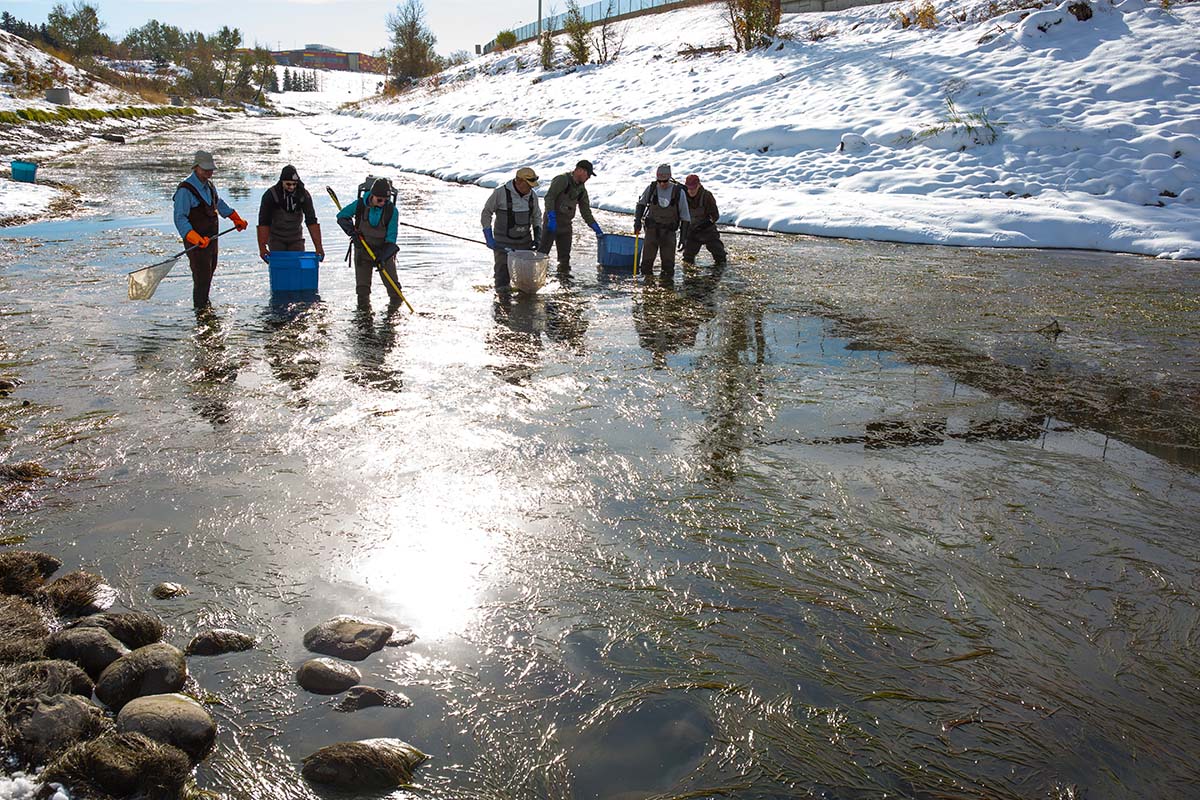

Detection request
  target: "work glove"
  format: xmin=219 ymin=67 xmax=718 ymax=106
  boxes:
xmin=633 ymin=219 xmax=642 ymax=236
xmin=229 ymin=211 xmax=248 ymax=232
xmin=378 ymin=242 xmax=400 ymax=262
xmin=483 ymin=227 xmax=496 ymax=250
xmin=337 ymin=217 xmax=356 ymax=237
xmin=533 ymin=228 xmax=542 ymax=245
xmin=589 ymin=221 xmax=602 ymax=237
xmin=185 ymin=230 xmax=210 ymax=249
xmin=546 ymin=211 xmax=557 ymax=235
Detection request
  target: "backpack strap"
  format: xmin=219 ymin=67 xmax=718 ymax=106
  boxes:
xmin=177 ymin=180 xmax=215 ymax=208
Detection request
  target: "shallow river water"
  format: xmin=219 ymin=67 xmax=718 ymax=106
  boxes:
xmin=2 ymin=117 xmax=1199 ymax=800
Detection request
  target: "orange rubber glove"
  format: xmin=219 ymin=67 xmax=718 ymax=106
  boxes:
xmin=185 ymin=230 xmax=210 ymax=249
xmin=229 ymin=211 xmax=248 ymax=232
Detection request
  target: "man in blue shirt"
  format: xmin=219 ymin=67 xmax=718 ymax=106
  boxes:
xmin=172 ymin=150 xmax=248 ymax=308
xmin=336 ymin=178 xmax=401 ymax=310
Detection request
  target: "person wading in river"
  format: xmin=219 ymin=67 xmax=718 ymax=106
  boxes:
xmin=256 ymin=165 xmax=324 ymax=264
xmin=680 ymin=173 xmax=726 ymax=267
xmin=537 ymin=159 xmax=603 ymax=274
xmin=336 ymin=177 xmax=401 ymax=310
xmin=172 ymin=150 xmax=248 ymax=308
xmin=633 ymin=164 xmax=691 ymax=278
xmin=482 ymin=166 xmax=542 ymax=291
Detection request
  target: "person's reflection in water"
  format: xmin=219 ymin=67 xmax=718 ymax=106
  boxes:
xmin=260 ymin=295 xmax=329 ymax=403
xmin=346 ymin=303 xmax=404 ymax=392
xmin=188 ymin=308 xmax=242 ymax=426
xmin=488 ymin=289 xmax=590 ymax=386
xmin=632 ymin=261 xmax=725 ymax=369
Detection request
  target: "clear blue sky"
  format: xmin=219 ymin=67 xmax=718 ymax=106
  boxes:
xmin=0 ymin=0 xmax=543 ymax=56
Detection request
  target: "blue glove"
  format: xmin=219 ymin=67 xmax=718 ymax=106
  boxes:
xmin=546 ymin=211 xmax=557 ymax=235
xmin=483 ymin=227 xmax=496 ymax=249
xmin=590 ymin=222 xmax=602 ymax=237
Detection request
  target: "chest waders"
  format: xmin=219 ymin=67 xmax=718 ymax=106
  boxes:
xmin=178 ymin=180 xmax=220 ymax=308
xmin=268 ymin=186 xmax=306 ymax=251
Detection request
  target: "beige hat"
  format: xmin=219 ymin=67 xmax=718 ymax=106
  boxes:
xmin=515 ymin=166 xmax=539 ymax=186
xmin=193 ymin=150 xmax=216 ymax=171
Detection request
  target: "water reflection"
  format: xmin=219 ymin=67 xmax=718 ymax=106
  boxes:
xmin=345 ymin=307 xmax=403 ymax=392
xmin=188 ymin=310 xmax=243 ymax=426
xmin=487 ymin=290 xmax=588 ymax=385
xmin=259 ymin=296 xmax=329 ymax=400
xmin=632 ymin=264 xmax=725 ymax=368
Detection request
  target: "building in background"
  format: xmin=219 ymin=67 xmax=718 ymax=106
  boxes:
xmin=271 ymin=44 xmax=386 ymax=73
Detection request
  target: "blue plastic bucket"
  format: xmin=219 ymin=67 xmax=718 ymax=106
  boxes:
xmin=598 ymin=233 xmax=637 ymax=268
xmin=268 ymin=251 xmax=319 ymax=292
xmin=11 ymin=160 xmax=37 ymax=183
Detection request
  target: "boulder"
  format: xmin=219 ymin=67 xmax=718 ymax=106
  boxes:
xmin=46 ymin=627 xmax=130 ymax=679
xmin=303 ymin=616 xmax=394 ymax=661
xmin=335 ymin=685 xmax=413 ymax=713
xmin=95 ymin=643 xmax=187 ymax=711
xmin=41 ymin=732 xmax=190 ymax=798
xmin=185 ymin=628 xmax=255 ymax=656
xmin=69 ymin=612 xmax=165 ymax=649
xmin=151 ymin=582 xmax=189 ymax=599
xmin=13 ymin=694 xmax=108 ymax=765
xmin=301 ymin=738 xmax=428 ymax=789
xmin=0 ymin=595 xmax=50 ymax=663
xmin=297 ymin=658 xmax=361 ymax=695
xmin=116 ymin=693 xmax=216 ymax=764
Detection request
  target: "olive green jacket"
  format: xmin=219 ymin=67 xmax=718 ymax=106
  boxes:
xmin=543 ymin=172 xmax=597 ymax=226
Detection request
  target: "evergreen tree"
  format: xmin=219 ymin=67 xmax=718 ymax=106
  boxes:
xmin=283 ymin=67 xmax=293 ymax=91
xmin=266 ymin=66 xmax=279 ymax=93
xmin=563 ymin=0 xmax=590 ymax=66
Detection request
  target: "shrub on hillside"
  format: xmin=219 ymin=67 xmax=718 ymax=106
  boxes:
xmin=725 ymin=0 xmax=781 ymax=51
xmin=894 ymin=0 xmax=939 ymax=28
xmin=540 ymin=30 xmax=556 ymax=70
xmin=495 ymin=30 xmax=517 ymax=50
xmin=564 ymin=0 xmax=591 ymax=65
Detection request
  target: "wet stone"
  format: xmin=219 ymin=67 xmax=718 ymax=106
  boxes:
xmin=0 ymin=550 xmax=61 ymax=595
xmin=13 ymin=693 xmax=108 ymax=765
xmin=301 ymin=738 xmax=428 ymax=789
xmin=116 ymin=693 xmax=217 ymax=764
xmin=39 ymin=570 xmax=110 ymax=615
xmin=42 ymin=732 xmax=190 ymax=798
xmin=95 ymin=643 xmax=188 ymax=711
xmin=303 ymin=615 xmax=394 ymax=661
xmin=69 ymin=612 xmax=165 ymax=650
xmin=334 ymin=685 xmax=413 ymax=712
xmin=10 ymin=659 xmax=95 ymax=697
xmin=185 ymin=628 xmax=256 ymax=656
xmin=151 ymin=582 xmax=189 ymax=599
xmin=386 ymin=627 xmax=418 ymax=648
xmin=46 ymin=627 xmax=130 ymax=679
xmin=297 ymin=657 xmax=361 ymax=695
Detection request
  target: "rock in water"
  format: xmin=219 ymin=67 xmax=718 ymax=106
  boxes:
xmin=185 ymin=628 xmax=256 ymax=656
xmin=95 ymin=643 xmax=187 ymax=711
xmin=301 ymin=738 xmax=428 ymax=788
xmin=13 ymin=694 xmax=109 ymax=765
xmin=335 ymin=685 xmax=413 ymax=712
xmin=69 ymin=612 xmax=165 ymax=649
xmin=151 ymin=582 xmax=189 ymax=599
xmin=46 ymin=627 xmax=130 ymax=679
xmin=7 ymin=659 xmax=95 ymax=697
xmin=296 ymin=658 xmax=361 ymax=695
xmin=0 ymin=550 xmax=61 ymax=595
xmin=303 ymin=616 xmax=394 ymax=661
xmin=116 ymin=693 xmax=217 ymax=764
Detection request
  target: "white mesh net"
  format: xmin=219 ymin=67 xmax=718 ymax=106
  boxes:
xmin=127 ymin=256 xmax=179 ymax=300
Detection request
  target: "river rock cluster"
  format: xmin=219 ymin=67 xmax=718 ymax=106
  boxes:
xmin=296 ymin=615 xmax=427 ymax=788
xmin=0 ymin=549 xmax=249 ymax=798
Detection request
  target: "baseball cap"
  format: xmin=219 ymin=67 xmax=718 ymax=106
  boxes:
xmin=576 ymin=159 xmax=595 ymax=176
xmin=193 ymin=150 xmax=216 ymax=171
xmin=684 ymin=174 xmax=700 ymax=189
xmin=516 ymin=166 xmax=539 ymax=186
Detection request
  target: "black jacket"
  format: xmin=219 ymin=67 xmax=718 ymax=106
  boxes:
xmin=257 ymin=180 xmax=318 ymax=227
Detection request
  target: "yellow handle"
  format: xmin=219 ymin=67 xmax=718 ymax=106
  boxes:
xmin=357 ymin=237 xmax=415 ymax=314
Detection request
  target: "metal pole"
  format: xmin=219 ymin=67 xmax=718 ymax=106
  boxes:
xmin=538 ymin=0 xmax=543 ymax=38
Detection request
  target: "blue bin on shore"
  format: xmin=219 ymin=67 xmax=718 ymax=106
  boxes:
xmin=598 ymin=233 xmax=637 ymax=268
xmin=11 ymin=160 xmax=37 ymax=183
xmin=268 ymin=251 xmax=319 ymax=293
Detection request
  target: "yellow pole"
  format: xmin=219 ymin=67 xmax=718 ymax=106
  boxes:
xmin=326 ymin=186 xmax=414 ymax=314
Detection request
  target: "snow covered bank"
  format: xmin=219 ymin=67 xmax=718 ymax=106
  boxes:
xmin=313 ymin=0 xmax=1200 ymax=259
xmin=0 ymin=176 xmax=66 ymax=225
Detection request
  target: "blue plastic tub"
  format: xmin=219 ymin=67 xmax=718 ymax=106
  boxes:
xmin=597 ymin=233 xmax=637 ymax=268
xmin=268 ymin=251 xmax=319 ymax=292
xmin=11 ymin=160 xmax=37 ymax=183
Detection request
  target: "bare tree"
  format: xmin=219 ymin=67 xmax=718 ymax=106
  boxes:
xmin=590 ymin=0 xmax=625 ymax=65
xmin=387 ymin=0 xmax=438 ymax=86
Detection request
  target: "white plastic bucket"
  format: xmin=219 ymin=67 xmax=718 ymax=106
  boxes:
xmin=507 ymin=250 xmax=549 ymax=294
